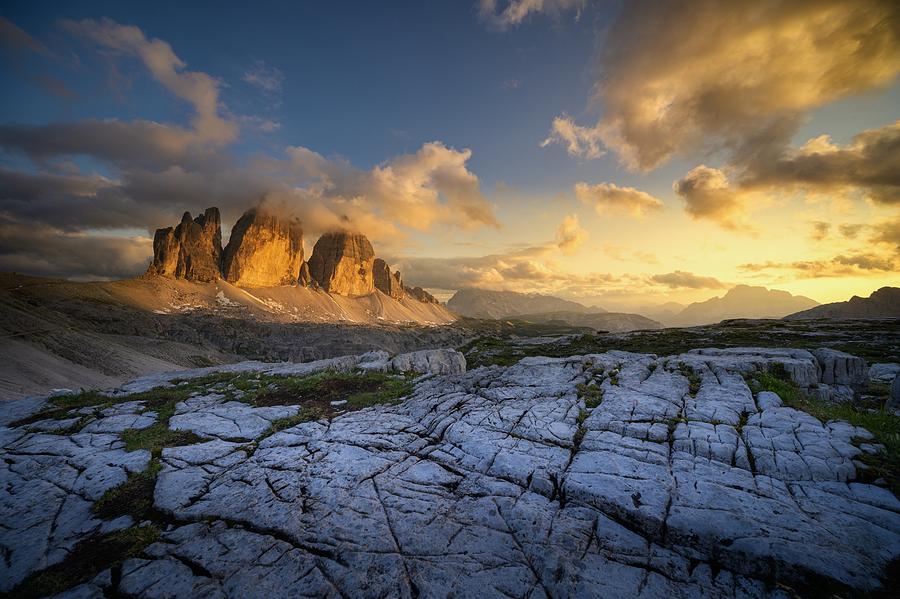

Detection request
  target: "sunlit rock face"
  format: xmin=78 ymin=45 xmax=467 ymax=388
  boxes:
xmin=221 ymin=208 xmax=304 ymax=287
xmin=373 ymin=258 xmax=403 ymax=299
xmin=405 ymin=285 xmax=438 ymax=304
xmin=147 ymin=208 xmax=222 ymax=282
xmin=307 ymin=231 xmax=375 ymax=296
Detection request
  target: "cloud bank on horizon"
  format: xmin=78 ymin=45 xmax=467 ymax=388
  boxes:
xmin=0 ymin=1 xmax=898 ymax=305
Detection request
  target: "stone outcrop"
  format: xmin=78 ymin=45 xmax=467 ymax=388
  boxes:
xmin=221 ymin=209 xmax=304 ymax=288
xmin=404 ymin=285 xmax=438 ymax=304
xmin=146 ymin=208 xmax=222 ymax=282
xmin=812 ymin=348 xmax=868 ymax=389
xmin=373 ymin=258 xmax=403 ymax=299
xmin=3 ymin=347 xmax=899 ymax=596
xmin=307 ymin=231 xmax=375 ymax=296
xmin=144 ymin=208 xmax=436 ymax=300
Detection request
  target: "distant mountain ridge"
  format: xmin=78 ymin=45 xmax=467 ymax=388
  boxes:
xmin=668 ymin=285 xmax=819 ymax=327
xmin=514 ymin=310 xmax=662 ymax=333
xmin=785 ymin=287 xmax=900 ymax=320
xmin=447 ymin=288 xmax=602 ymax=319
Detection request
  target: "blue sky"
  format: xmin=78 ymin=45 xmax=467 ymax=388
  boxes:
xmin=1 ymin=1 xmax=898 ymax=308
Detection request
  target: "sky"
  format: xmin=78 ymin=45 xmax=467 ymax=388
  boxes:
xmin=0 ymin=0 xmax=898 ymax=310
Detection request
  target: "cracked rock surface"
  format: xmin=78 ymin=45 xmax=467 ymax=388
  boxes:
xmin=2 ymin=347 xmax=899 ymax=597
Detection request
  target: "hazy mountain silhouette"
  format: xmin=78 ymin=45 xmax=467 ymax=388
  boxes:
xmin=447 ymin=289 xmax=602 ymax=319
xmin=668 ymin=285 xmax=818 ymax=326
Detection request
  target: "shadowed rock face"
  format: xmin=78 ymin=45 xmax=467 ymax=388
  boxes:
xmin=307 ymin=231 xmax=375 ymax=296
xmin=373 ymin=258 xmax=403 ymax=299
xmin=405 ymin=285 xmax=438 ymax=304
xmin=147 ymin=208 xmax=222 ymax=282
xmin=297 ymin=261 xmax=312 ymax=287
xmin=221 ymin=209 xmax=304 ymax=287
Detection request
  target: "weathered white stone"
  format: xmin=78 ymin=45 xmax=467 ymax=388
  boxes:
xmin=870 ymin=363 xmax=900 ymax=383
xmin=0 ymin=432 xmax=150 ymax=591
xmin=2 ymin=347 xmax=898 ymax=596
xmin=813 ymin=348 xmax=868 ymax=388
xmin=756 ymin=390 xmax=782 ymax=410
xmin=386 ymin=348 xmax=466 ymax=375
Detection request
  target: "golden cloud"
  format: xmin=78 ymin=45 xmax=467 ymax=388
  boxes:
xmin=555 ymin=214 xmax=588 ymax=254
xmin=575 ymin=182 xmax=664 ymax=218
xmin=544 ymin=0 xmax=900 ymax=171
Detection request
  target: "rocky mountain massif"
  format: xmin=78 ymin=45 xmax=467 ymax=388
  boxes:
xmin=2 ymin=346 xmax=898 ymax=597
xmin=786 ymin=286 xmax=900 ymax=320
xmin=447 ymin=289 xmax=659 ymax=332
xmin=448 ymin=288 xmax=600 ymax=319
xmin=667 ymin=285 xmax=819 ymax=327
xmin=147 ymin=206 xmax=437 ymax=304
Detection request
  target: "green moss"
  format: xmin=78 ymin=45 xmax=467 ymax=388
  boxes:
xmin=2 ymin=525 xmax=160 ymax=599
xmin=577 ymin=383 xmax=604 ymax=409
xmin=120 ymin=426 xmax=203 ymax=454
xmin=92 ymin=461 xmax=161 ymax=521
xmin=573 ymin=409 xmax=588 ymax=450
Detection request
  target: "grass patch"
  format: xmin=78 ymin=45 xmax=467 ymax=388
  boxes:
xmin=92 ymin=461 xmax=161 ymax=521
xmin=189 ymin=355 xmax=217 ymax=368
xmin=746 ymin=371 xmax=900 ymax=495
xmin=573 ymin=409 xmax=588 ymax=450
xmin=678 ymin=362 xmax=701 ymax=397
xmin=2 ymin=525 xmax=159 ymax=599
xmin=120 ymin=426 xmax=203 ymax=454
xmin=458 ymin=318 xmax=900 ymax=368
xmin=577 ymin=383 xmax=604 ymax=409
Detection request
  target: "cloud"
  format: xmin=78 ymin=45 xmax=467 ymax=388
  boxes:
xmin=541 ymin=114 xmax=604 ymax=159
xmin=242 ymin=60 xmax=284 ymax=94
xmin=810 ymin=221 xmax=831 ymax=241
xmin=478 ymin=0 xmax=585 ymax=31
xmin=391 ymin=247 xmax=623 ymax=295
xmin=672 ymin=120 xmax=900 ymax=229
xmin=872 ymin=216 xmax=900 ymax=252
xmin=280 ymin=141 xmax=501 ymax=234
xmin=62 ymin=18 xmax=237 ymax=144
xmin=1 ymin=16 xmax=50 ymax=56
xmin=575 ymin=181 xmax=664 ymax=217
xmin=650 ymin=270 xmax=726 ymax=289
xmin=740 ymin=251 xmax=897 ymax=279
xmin=840 ymin=224 xmax=864 ymax=239
xmin=556 ymin=214 xmax=587 ymax=254
xmin=672 ymin=165 xmax=753 ymax=229
xmin=0 ymin=217 xmax=152 ymax=280
xmin=0 ymin=21 xmax=502 ymax=279
xmin=737 ymin=120 xmax=900 ymax=205
xmin=0 ymin=120 xmax=221 ymax=170
xmin=542 ymin=0 xmax=900 ymax=171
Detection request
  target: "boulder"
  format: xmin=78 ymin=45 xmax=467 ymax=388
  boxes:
xmin=387 ymin=349 xmax=466 ymax=375
xmin=869 ymin=363 xmax=900 ymax=384
xmin=307 ymin=231 xmax=375 ymax=296
xmin=373 ymin=258 xmax=403 ymax=299
xmin=147 ymin=208 xmax=222 ymax=282
xmin=890 ymin=375 xmax=900 ymax=411
xmin=812 ymin=348 xmax=868 ymax=389
xmin=221 ymin=208 xmax=304 ymax=287
xmin=404 ymin=285 xmax=439 ymax=304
